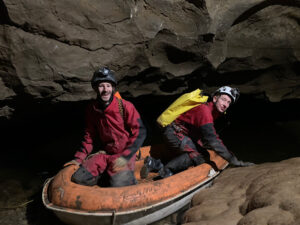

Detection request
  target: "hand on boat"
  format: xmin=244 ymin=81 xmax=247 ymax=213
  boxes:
xmin=63 ymin=159 xmax=81 ymax=167
xmin=239 ymin=161 xmax=255 ymax=167
xmin=113 ymin=157 xmax=128 ymax=171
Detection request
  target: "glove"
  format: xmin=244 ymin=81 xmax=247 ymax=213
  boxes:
xmin=239 ymin=161 xmax=255 ymax=167
xmin=98 ymin=150 xmax=107 ymax=154
xmin=63 ymin=159 xmax=81 ymax=167
xmin=113 ymin=157 xmax=128 ymax=171
xmin=86 ymin=150 xmax=107 ymax=160
xmin=230 ymin=156 xmax=255 ymax=167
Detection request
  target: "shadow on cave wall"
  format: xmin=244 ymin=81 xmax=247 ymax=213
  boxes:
xmin=221 ymin=95 xmax=300 ymax=163
xmin=0 ymin=102 xmax=86 ymax=175
xmin=232 ymin=0 xmax=300 ymax=26
xmin=0 ymin=0 xmax=12 ymax=25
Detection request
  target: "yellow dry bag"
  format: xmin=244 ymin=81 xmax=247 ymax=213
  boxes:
xmin=157 ymin=89 xmax=208 ymax=127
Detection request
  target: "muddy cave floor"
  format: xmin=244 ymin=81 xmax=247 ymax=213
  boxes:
xmin=0 ymin=97 xmax=300 ymax=225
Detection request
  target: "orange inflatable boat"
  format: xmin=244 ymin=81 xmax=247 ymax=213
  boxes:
xmin=42 ymin=145 xmax=228 ymax=225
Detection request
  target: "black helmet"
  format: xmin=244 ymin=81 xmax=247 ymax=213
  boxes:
xmin=213 ymin=86 xmax=240 ymax=103
xmin=91 ymin=67 xmax=117 ymax=88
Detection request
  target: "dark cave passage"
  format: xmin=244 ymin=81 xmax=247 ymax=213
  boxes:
xmin=0 ymin=94 xmax=299 ymax=175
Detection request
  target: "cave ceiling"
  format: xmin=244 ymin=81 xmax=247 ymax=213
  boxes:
xmin=0 ymin=0 xmax=300 ymax=118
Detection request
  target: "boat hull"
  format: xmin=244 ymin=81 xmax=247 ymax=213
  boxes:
xmin=42 ymin=146 xmax=228 ymax=225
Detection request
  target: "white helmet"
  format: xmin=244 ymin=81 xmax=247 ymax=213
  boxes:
xmin=213 ymin=86 xmax=240 ymax=103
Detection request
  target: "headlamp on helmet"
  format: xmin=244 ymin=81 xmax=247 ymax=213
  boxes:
xmin=91 ymin=67 xmax=117 ymax=88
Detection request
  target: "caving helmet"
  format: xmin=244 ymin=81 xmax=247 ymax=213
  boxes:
xmin=91 ymin=67 xmax=117 ymax=89
xmin=213 ymin=86 xmax=240 ymax=104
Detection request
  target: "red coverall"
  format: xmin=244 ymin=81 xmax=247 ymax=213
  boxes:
xmin=73 ymin=96 xmax=146 ymax=186
xmin=165 ymin=101 xmax=240 ymax=165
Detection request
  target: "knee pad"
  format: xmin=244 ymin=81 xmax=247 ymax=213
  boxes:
xmin=71 ymin=166 xmax=100 ymax=186
xmin=110 ymin=170 xmax=137 ymax=187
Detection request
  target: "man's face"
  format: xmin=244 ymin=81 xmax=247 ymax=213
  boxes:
xmin=213 ymin=94 xmax=232 ymax=113
xmin=98 ymin=82 xmax=113 ymax=102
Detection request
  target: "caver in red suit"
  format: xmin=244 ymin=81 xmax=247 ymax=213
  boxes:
xmin=141 ymin=86 xmax=254 ymax=179
xmin=68 ymin=67 xmax=146 ymax=187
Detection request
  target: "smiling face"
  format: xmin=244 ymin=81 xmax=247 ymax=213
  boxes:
xmin=213 ymin=94 xmax=232 ymax=113
xmin=97 ymin=82 xmax=113 ymax=102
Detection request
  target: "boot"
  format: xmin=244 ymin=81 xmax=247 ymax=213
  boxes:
xmin=163 ymin=153 xmax=194 ymax=175
xmin=140 ymin=156 xmax=164 ymax=179
xmin=158 ymin=167 xmax=173 ymax=178
xmin=157 ymin=154 xmax=205 ymax=179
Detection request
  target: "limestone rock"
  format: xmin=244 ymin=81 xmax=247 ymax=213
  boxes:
xmin=183 ymin=157 xmax=300 ymax=225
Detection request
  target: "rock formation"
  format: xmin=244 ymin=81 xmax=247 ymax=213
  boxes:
xmin=184 ymin=157 xmax=300 ymax=225
xmin=1 ymin=0 xmax=300 ymax=118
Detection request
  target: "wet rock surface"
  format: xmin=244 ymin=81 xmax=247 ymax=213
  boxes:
xmin=183 ymin=157 xmax=300 ymax=225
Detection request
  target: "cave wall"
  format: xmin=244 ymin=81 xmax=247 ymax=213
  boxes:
xmin=1 ymin=2 xmax=300 ymax=224
xmin=0 ymin=0 xmax=300 ymax=119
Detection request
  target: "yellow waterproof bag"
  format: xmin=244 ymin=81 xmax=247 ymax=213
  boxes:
xmin=157 ymin=89 xmax=208 ymax=127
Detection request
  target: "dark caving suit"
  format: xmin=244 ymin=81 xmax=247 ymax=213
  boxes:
xmin=72 ymin=96 xmax=146 ymax=187
xmin=160 ymin=101 xmax=242 ymax=175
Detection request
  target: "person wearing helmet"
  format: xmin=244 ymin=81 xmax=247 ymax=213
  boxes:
xmin=141 ymin=86 xmax=254 ymax=179
xmin=65 ymin=67 xmax=147 ymax=187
